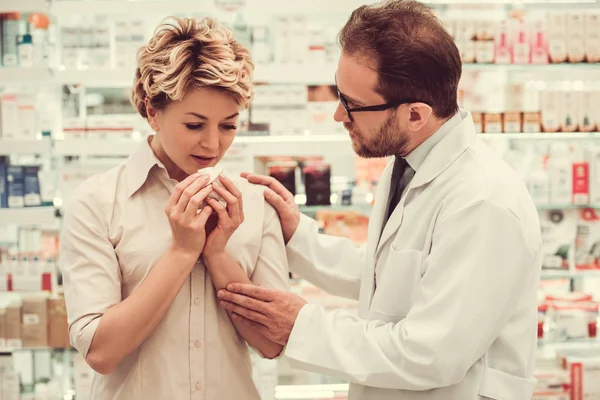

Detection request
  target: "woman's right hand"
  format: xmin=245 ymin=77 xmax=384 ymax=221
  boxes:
xmin=165 ymin=173 xmax=214 ymax=260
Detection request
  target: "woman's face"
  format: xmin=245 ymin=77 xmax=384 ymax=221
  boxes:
xmin=148 ymin=87 xmax=241 ymax=180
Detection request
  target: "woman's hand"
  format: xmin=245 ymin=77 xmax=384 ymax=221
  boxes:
xmin=202 ymin=175 xmax=244 ymax=260
xmin=166 ymin=173 xmax=215 ymax=261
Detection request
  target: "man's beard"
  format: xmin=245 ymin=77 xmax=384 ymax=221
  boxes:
xmin=345 ymin=113 xmax=410 ymax=158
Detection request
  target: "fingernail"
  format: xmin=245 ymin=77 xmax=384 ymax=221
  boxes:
xmin=217 ymin=290 xmax=224 ymax=298
xmin=227 ymin=284 xmax=234 ymax=291
xmin=220 ymin=300 xmax=226 ymax=306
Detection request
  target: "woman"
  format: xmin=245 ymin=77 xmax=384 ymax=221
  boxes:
xmin=60 ymin=17 xmax=288 ymax=400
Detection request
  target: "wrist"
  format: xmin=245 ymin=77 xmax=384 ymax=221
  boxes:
xmin=202 ymin=250 xmax=229 ymax=268
xmin=168 ymin=246 xmax=200 ymax=267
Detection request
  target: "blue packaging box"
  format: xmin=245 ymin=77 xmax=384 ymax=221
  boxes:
xmin=0 ymin=158 xmax=7 ymax=209
xmin=23 ymin=166 xmax=41 ymax=207
xmin=7 ymin=165 xmax=24 ymax=208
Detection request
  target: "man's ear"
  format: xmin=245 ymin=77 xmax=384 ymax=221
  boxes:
xmin=146 ymin=100 xmax=160 ymax=132
xmin=406 ymin=103 xmax=433 ymax=132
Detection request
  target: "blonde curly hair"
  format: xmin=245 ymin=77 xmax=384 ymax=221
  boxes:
xmin=131 ymin=17 xmax=254 ymax=119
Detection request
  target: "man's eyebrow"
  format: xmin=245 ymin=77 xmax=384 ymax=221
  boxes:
xmin=339 ymin=90 xmax=365 ymax=105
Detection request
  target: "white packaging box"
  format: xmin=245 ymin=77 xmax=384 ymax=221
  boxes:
xmin=548 ymin=12 xmax=568 ymax=63
xmin=0 ymin=94 xmax=19 ymax=139
xmin=541 ymin=90 xmax=562 ymax=132
xmin=2 ymin=372 xmax=20 ymax=400
xmin=560 ymin=90 xmax=580 ymax=133
xmin=539 ymin=209 xmax=577 ymax=269
xmin=129 ymin=19 xmax=146 ymax=67
xmin=568 ymin=356 xmax=600 ymax=400
xmin=93 ymin=18 xmax=112 ymax=68
xmin=273 ymin=17 xmax=291 ymax=65
xmin=586 ymin=12 xmax=600 ymax=62
xmin=567 ymin=12 xmax=586 ymax=63
xmin=17 ymin=93 xmax=37 ymax=140
xmin=589 ymin=147 xmax=600 ymax=204
xmin=113 ymin=18 xmax=131 ymax=69
xmin=74 ymin=353 xmax=95 ymax=400
xmin=289 ymin=16 xmax=308 ymax=64
xmin=580 ymin=90 xmax=597 ymax=132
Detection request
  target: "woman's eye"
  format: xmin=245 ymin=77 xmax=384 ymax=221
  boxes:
xmin=185 ymin=124 xmax=204 ymax=130
xmin=221 ymin=125 xmax=238 ymax=131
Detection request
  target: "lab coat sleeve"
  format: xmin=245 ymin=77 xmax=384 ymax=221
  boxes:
xmin=284 ymin=200 xmax=539 ymax=390
xmin=286 ymin=213 xmax=364 ymax=300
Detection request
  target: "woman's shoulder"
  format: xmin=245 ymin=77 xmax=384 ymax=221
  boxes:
xmin=231 ymin=176 xmax=265 ymax=202
xmin=67 ymin=164 xmax=127 ymax=214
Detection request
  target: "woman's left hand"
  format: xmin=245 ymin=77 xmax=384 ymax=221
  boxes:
xmin=202 ymin=175 xmax=244 ymax=260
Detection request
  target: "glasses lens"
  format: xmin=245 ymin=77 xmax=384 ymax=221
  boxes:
xmin=337 ymin=91 xmax=353 ymax=121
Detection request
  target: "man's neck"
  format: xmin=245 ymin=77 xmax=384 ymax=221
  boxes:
xmin=403 ymin=115 xmax=451 ymax=156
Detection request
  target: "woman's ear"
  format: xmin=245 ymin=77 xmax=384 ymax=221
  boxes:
xmin=407 ymin=103 xmax=433 ymax=132
xmin=146 ymin=99 xmax=160 ymax=132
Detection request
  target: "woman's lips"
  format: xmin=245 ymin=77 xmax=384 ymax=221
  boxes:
xmin=191 ymin=155 xmax=216 ymax=167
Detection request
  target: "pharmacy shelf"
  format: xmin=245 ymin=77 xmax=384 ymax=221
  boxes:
xmin=481 ymin=132 xmax=600 ymax=140
xmin=55 ymin=133 xmax=600 ymax=157
xmin=0 ymin=0 xmax=50 ymax=13
xmin=537 ymin=203 xmax=600 ymax=210
xmin=0 ymin=207 xmax=56 ymax=226
xmin=254 ymin=64 xmax=338 ymax=85
xmin=541 ymin=270 xmax=600 ymax=279
xmin=50 ymin=0 xmax=598 ymax=17
xmin=463 ymin=63 xmax=600 ymax=72
xmin=0 ymin=139 xmax=52 ymax=155
xmin=54 ymin=138 xmax=143 ymax=156
xmin=54 ymin=67 xmax=136 ymax=87
xmin=0 ymin=67 xmax=52 ymax=83
xmin=55 ymin=64 xmax=337 ymax=86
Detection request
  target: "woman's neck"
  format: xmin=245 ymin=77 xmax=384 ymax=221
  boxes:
xmin=149 ymin=135 xmax=188 ymax=182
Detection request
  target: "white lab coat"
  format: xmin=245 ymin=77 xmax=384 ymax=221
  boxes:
xmin=284 ymin=110 xmax=542 ymax=400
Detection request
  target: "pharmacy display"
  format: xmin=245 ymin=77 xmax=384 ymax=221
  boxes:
xmin=2 ymin=1 xmax=600 ymax=400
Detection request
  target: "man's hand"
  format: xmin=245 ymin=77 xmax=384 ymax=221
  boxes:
xmin=240 ymin=173 xmax=300 ymax=244
xmin=218 ymin=283 xmax=307 ymax=346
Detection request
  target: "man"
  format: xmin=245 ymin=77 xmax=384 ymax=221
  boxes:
xmin=218 ymin=1 xmax=542 ymax=398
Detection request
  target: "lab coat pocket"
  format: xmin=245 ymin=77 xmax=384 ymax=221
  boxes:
xmin=478 ymin=366 xmax=536 ymax=400
xmin=371 ymin=249 xmax=423 ymax=322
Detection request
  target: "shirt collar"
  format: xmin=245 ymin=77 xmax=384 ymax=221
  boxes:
xmin=126 ymin=135 xmax=165 ymax=197
xmin=404 ymin=111 xmax=463 ymax=171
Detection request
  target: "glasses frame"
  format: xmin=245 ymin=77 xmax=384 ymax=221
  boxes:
xmin=335 ymin=78 xmax=422 ymax=122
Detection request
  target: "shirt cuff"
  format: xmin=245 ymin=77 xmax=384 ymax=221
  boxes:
xmin=71 ymin=316 xmax=101 ymax=358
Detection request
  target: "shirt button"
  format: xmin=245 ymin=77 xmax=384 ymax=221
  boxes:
xmin=195 ymin=382 xmax=201 ymax=391
xmin=194 ymin=340 xmax=201 ymax=348
xmin=194 ymin=297 xmax=201 ymax=306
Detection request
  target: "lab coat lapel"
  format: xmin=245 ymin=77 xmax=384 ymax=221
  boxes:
xmin=375 ymin=111 xmax=477 ymax=258
xmin=359 ymin=160 xmax=393 ymax=316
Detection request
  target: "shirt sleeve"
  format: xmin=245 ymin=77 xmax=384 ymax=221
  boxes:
xmin=249 ymin=201 xmax=290 ymax=292
xmin=284 ymin=200 xmax=540 ymax=390
xmin=60 ymin=184 xmax=122 ymax=358
xmin=285 ymin=213 xmax=364 ymax=300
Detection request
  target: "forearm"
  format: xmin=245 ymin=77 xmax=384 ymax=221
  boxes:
xmin=203 ymin=252 xmax=283 ymax=358
xmin=87 ymin=248 xmax=196 ymax=374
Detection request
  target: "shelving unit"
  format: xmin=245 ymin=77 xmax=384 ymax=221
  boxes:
xmin=0 ymin=139 xmax=52 ymax=155
xmin=0 ymin=67 xmax=52 ymax=83
xmin=0 ymin=0 xmax=50 ymax=13
xmin=0 ymin=207 xmax=57 ymax=226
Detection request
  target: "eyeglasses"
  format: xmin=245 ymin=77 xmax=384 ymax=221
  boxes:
xmin=335 ymin=78 xmax=422 ymax=122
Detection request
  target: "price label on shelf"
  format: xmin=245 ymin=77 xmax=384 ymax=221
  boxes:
xmin=215 ymin=0 xmax=246 ymax=11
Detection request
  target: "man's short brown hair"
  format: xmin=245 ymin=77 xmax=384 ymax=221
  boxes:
xmin=339 ymin=0 xmax=461 ymax=119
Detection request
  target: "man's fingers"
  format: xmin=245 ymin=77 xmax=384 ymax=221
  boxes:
xmin=224 ymin=283 xmax=276 ymax=302
xmin=241 ymin=173 xmax=294 ymax=203
xmin=264 ymin=188 xmax=290 ymax=212
xmin=218 ymin=290 xmax=269 ymax=312
xmin=220 ymin=300 xmax=269 ymax=325
xmin=231 ymin=313 xmax=270 ymax=337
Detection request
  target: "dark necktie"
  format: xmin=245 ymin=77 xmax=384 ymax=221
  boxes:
xmin=384 ymin=157 xmax=415 ymax=226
